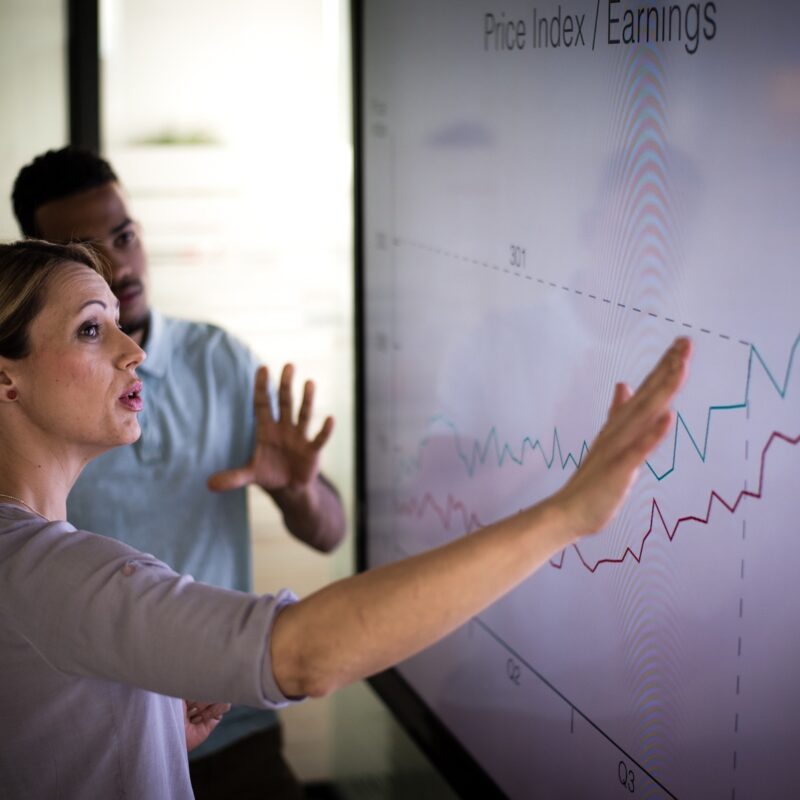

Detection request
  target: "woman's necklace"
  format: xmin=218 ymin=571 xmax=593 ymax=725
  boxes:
xmin=0 ymin=491 xmax=48 ymax=519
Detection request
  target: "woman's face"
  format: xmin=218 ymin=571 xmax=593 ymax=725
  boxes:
xmin=11 ymin=262 xmax=145 ymax=456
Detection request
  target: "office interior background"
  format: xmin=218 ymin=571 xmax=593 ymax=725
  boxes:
xmin=0 ymin=0 xmax=455 ymax=795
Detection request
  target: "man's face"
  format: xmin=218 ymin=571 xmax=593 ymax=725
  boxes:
xmin=34 ymin=182 xmax=149 ymax=335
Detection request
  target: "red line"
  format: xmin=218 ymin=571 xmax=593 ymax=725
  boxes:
xmin=550 ymin=431 xmax=799 ymax=572
xmin=396 ymin=431 xmax=799 ymax=575
xmin=395 ymin=492 xmax=484 ymax=534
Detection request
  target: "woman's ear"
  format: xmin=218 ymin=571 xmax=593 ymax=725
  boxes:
xmin=0 ymin=366 xmax=19 ymax=402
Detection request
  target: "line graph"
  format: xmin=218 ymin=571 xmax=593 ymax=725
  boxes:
xmin=396 ymin=431 xmax=799 ymax=574
xmin=399 ymin=416 xmax=589 ymax=478
xmin=551 ymin=430 xmax=799 ymax=572
xmin=396 ymin=492 xmax=485 ymax=534
xmin=363 ymin=1 xmax=800 ymax=792
xmin=399 ymin=334 xmax=799 ymax=483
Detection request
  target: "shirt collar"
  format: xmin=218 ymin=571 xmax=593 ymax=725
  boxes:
xmin=139 ymin=309 xmax=170 ymax=378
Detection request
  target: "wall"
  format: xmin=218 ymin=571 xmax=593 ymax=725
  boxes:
xmin=0 ymin=0 xmax=67 ymax=238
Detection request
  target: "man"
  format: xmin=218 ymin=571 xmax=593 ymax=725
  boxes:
xmin=12 ymin=147 xmax=347 ymax=799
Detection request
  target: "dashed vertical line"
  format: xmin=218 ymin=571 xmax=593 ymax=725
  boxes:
xmin=733 ymin=402 xmax=750 ymax=798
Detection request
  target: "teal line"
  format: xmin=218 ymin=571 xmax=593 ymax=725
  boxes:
xmin=648 ymin=334 xmax=799 ymax=480
xmin=401 ymin=334 xmax=800 ymax=483
xmin=408 ymin=419 xmax=591 ymax=478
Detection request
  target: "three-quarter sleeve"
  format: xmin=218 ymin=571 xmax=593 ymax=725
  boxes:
xmin=3 ymin=516 xmax=298 ymax=708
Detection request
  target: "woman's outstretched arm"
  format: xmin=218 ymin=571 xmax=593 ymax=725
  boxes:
xmin=271 ymin=338 xmax=691 ymax=699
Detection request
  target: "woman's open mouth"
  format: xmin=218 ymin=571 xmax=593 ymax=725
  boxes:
xmin=118 ymin=381 xmax=144 ymax=412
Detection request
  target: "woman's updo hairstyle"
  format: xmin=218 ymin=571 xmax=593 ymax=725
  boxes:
xmin=0 ymin=240 xmax=110 ymax=359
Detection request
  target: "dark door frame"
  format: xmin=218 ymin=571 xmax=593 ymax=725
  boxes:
xmin=68 ymin=0 xmax=100 ymax=151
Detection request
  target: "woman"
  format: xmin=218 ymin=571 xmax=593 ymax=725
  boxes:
xmin=0 ymin=239 xmax=691 ymax=798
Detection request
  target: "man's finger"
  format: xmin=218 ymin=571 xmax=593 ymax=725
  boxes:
xmin=297 ymin=380 xmax=315 ymax=435
xmin=253 ymin=365 xmax=275 ymax=419
xmin=207 ymin=465 xmax=255 ymax=492
xmin=278 ymin=364 xmax=295 ymax=423
xmin=311 ymin=416 xmax=335 ymax=451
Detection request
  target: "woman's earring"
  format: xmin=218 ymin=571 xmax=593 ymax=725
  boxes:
xmin=7 ymin=389 xmax=17 ymax=401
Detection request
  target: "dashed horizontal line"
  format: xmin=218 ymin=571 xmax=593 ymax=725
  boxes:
xmin=394 ymin=237 xmax=752 ymax=348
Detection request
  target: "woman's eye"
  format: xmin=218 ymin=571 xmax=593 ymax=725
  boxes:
xmin=80 ymin=323 xmax=100 ymax=339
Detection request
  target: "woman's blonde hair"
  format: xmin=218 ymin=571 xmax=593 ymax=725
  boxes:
xmin=0 ymin=240 xmax=111 ymax=359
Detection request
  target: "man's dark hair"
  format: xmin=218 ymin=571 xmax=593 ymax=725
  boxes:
xmin=12 ymin=147 xmax=118 ymax=238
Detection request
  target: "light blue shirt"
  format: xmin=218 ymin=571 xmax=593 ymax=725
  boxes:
xmin=68 ymin=310 xmax=278 ymax=756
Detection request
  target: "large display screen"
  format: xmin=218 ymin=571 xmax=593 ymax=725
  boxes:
xmin=355 ymin=2 xmax=800 ymax=797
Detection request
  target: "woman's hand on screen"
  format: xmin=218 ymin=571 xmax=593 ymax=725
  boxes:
xmin=552 ymin=337 xmax=692 ymax=540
